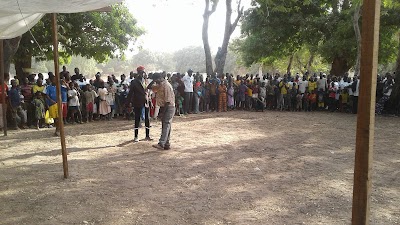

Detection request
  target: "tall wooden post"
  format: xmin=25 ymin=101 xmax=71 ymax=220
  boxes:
xmin=0 ymin=39 xmax=7 ymax=136
xmin=51 ymin=13 xmax=69 ymax=178
xmin=351 ymin=0 xmax=381 ymax=224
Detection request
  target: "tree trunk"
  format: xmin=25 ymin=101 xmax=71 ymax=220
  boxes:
xmin=395 ymin=33 xmax=400 ymax=79
xmin=2 ymin=36 xmax=22 ymax=79
xmin=332 ymin=0 xmax=339 ymax=15
xmin=14 ymin=54 xmax=32 ymax=82
xmin=330 ymin=56 xmax=350 ymax=77
xmin=306 ymin=52 xmax=314 ymax=75
xmin=392 ymin=32 xmax=400 ymax=108
xmin=295 ymin=54 xmax=305 ymax=75
xmin=353 ymin=5 xmax=362 ymax=77
xmin=202 ymin=0 xmax=218 ymax=75
xmin=287 ymin=54 xmax=294 ymax=75
xmin=214 ymin=0 xmax=243 ymax=76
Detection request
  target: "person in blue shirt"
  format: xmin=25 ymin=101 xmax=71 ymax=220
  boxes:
xmin=8 ymin=80 xmax=27 ymax=129
xmin=45 ymin=75 xmax=60 ymax=136
xmin=60 ymin=79 xmax=69 ymax=123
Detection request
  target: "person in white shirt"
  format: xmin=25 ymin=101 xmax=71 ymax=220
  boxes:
xmin=67 ymin=82 xmax=82 ymax=124
xmin=298 ymin=76 xmax=309 ymax=94
xmin=181 ymin=69 xmax=194 ymax=115
xmin=317 ymin=74 xmax=328 ymax=92
xmin=351 ymin=76 xmax=360 ymax=114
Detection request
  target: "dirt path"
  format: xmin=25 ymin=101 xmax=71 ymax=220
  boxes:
xmin=0 ymin=111 xmax=399 ymax=225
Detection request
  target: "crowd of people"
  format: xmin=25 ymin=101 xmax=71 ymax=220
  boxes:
xmin=0 ymin=67 xmax=397 ymax=138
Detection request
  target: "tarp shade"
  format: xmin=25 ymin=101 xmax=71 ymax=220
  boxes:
xmin=0 ymin=0 xmax=122 ymax=39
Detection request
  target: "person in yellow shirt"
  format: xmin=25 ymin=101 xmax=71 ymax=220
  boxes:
xmin=32 ymin=78 xmax=45 ymax=94
xmin=278 ymin=78 xmax=290 ymax=110
xmin=339 ymin=88 xmax=349 ymax=112
xmin=246 ymin=84 xmax=253 ymax=110
xmin=234 ymin=75 xmax=241 ymax=87
xmin=308 ymin=77 xmax=317 ymax=93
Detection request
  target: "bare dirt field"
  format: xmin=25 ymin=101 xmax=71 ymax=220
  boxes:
xmin=0 ymin=111 xmax=399 ymax=225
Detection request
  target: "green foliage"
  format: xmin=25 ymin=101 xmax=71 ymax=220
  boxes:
xmin=14 ymin=3 xmax=144 ymax=64
xmin=235 ymin=0 xmax=400 ymax=73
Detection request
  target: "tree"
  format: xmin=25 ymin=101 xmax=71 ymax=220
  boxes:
xmin=10 ymin=3 xmax=144 ymax=81
xmin=214 ymin=0 xmax=244 ymax=76
xmin=2 ymin=37 xmax=21 ymax=78
xmin=202 ymin=0 xmax=219 ymax=75
xmin=173 ymin=46 xmax=206 ymax=73
xmin=236 ymin=0 xmax=400 ymax=76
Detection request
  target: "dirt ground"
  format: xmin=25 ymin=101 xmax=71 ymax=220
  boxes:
xmin=0 ymin=111 xmax=399 ymax=225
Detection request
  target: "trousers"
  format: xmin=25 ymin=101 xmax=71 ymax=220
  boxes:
xmin=134 ymin=107 xmax=150 ymax=138
xmin=158 ymin=105 xmax=175 ymax=147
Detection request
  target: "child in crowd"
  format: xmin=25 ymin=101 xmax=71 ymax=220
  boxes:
xmin=97 ymin=82 xmax=110 ymax=120
xmin=119 ymin=84 xmax=129 ymax=117
xmin=266 ymin=81 xmax=274 ymax=110
xmin=84 ymin=84 xmax=98 ymax=122
xmin=246 ymin=83 xmax=253 ymax=110
xmin=309 ymin=90 xmax=317 ymax=111
xmin=290 ymin=83 xmax=298 ymax=111
xmin=209 ymin=79 xmax=218 ymax=112
xmin=218 ymin=82 xmax=227 ymax=112
xmin=227 ymin=84 xmax=235 ymax=110
xmin=238 ymin=81 xmax=247 ymax=110
xmin=339 ymin=88 xmax=349 ymax=112
xmin=68 ymin=82 xmax=82 ymax=124
xmin=203 ymin=78 xmax=210 ymax=112
xmin=303 ymin=91 xmax=310 ymax=111
xmin=318 ymin=88 xmax=325 ymax=110
xmin=296 ymin=91 xmax=303 ymax=111
xmin=32 ymin=92 xmax=45 ymax=130
xmin=251 ymin=82 xmax=259 ymax=110
xmin=177 ymin=93 xmax=184 ymax=116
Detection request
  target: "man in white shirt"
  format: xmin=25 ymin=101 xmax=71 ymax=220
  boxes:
xmin=317 ymin=74 xmax=328 ymax=92
xmin=351 ymin=76 xmax=360 ymax=114
xmin=298 ymin=76 xmax=309 ymax=94
xmin=181 ymin=69 xmax=194 ymax=115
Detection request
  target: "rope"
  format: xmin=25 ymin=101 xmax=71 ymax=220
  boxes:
xmin=16 ymin=0 xmax=47 ymax=59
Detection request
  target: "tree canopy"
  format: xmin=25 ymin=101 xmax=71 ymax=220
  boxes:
xmin=235 ymin=0 xmax=400 ymax=76
xmin=13 ymin=3 xmax=144 ymax=78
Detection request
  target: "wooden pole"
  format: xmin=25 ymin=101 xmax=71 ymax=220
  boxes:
xmin=351 ymin=0 xmax=381 ymax=224
xmin=0 ymin=39 xmax=7 ymax=136
xmin=51 ymin=13 xmax=69 ymax=178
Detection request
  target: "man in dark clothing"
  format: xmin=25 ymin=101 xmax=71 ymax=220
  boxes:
xmin=71 ymin=68 xmax=80 ymax=81
xmin=127 ymin=66 xmax=152 ymax=142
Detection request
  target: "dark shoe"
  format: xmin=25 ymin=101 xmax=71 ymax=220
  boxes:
xmin=141 ymin=137 xmax=153 ymax=141
xmin=164 ymin=145 xmax=171 ymax=150
xmin=152 ymin=144 xmax=164 ymax=150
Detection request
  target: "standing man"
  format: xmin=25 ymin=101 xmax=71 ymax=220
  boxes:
xmin=150 ymin=73 xmax=175 ymax=150
xmin=182 ymin=69 xmax=194 ymax=115
xmin=127 ymin=66 xmax=152 ymax=142
xmin=352 ymin=76 xmax=360 ymax=114
xmin=46 ymin=75 xmax=60 ymax=136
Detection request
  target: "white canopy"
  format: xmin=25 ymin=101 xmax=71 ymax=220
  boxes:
xmin=0 ymin=0 xmax=122 ymax=39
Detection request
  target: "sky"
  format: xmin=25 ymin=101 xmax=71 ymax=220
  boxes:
xmin=125 ymin=0 xmax=251 ymax=55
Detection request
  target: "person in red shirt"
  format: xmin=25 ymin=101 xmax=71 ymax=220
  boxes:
xmin=308 ymin=90 xmax=317 ymax=111
xmin=0 ymin=77 xmax=9 ymax=131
